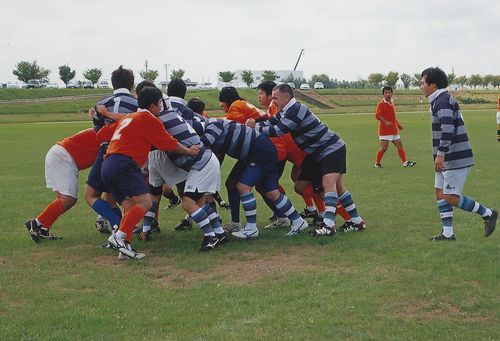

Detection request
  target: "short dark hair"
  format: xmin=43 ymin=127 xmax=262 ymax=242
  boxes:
xmin=187 ymin=97 xmax=205 ymax=115
xmin=273 ymin=83 xmax=295 ymax=98
xmin=382 ymin=86 xmax=393 ymax=93
xmin=111 ymin=65 xmax=134 ymax=90
xmin=421 ymin=67 xmax=448 ymax=89
xmin=218 ymin=86 xmax=243 ymax=107
xmin=167 ymin=78 xmax=187 ymax=98
xmin=257 ymin=81 xmax=277 ymax=96
xmin=136 ymin=80 xmax=156 ymax=95
xmin=137 ymin=87 xmax=163 ymax=110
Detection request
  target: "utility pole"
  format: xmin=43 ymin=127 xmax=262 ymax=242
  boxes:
xmin=164 ymin=64 xmax=170 ymax=83
xmin=293 ymin=49 xmax=305 ymax=71
xmin=144 ymin=60 xmax=148 ymax=73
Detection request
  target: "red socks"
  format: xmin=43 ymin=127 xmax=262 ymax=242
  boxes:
xmin=37 ymin=198 xmax=66 ymax=228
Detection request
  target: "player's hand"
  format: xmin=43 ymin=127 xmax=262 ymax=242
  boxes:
xmin=246 ymin=118 xmax=256 ymax=128
xmin=398 ymin=123 xmax=403 ymax=130
xmin=188 ymin=144 xmax=200 ymax=156
xmin=88 ymin=107 xmax=96 ymax=118
xmin=434 ymin=155 xmax=445 ymax=172
xmin=385 ymin=121 xmax=393 ymax=127
xmin=96 ymin=105 xmax=109 ymax=117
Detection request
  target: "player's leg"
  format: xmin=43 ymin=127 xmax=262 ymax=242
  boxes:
xmin=392 ymin=139 xmax=415 ymax=167
xmin=375 ymin=139 xmax=389 ymax=167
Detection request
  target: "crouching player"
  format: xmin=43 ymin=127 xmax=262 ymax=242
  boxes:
xmin=25 ymin=128 xmax=100 ymax=242
xmin=98 ymin=87 xmax=199 ymax=259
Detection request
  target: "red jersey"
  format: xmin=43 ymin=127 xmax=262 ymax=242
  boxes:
xmin=225 ymin=100 xmax=264 ymax=124
xmin=98 ymin=110 xmax=179 ymax=166
xmin=375 ymin=99 xmax=399 ymax=136
xmin=57 ymin=128 xmax=99 ymax=170
xmin=497 ymin=98 xmax=500 ymax=111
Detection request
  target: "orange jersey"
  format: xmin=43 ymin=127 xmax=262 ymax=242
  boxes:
xmin=225 ymin=100 xmax=264 ymax=124
xmin=57 ymin=128 xmax=99 ymax=170
xmin=262 ymin=102 xmax=278 ymax=119
xmin=375 ymin=99 xmax=399 ymax=136
xmin=270 ymin=133 xmax=307 ymax=166
xmin=497 ymin=98 xmax=500 ymax=111
xmin=99 ymin=110 xmax=179 ymax=166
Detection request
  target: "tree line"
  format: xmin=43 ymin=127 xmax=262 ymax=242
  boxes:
xmin=10 ymin=61 xmax=500 ymax=90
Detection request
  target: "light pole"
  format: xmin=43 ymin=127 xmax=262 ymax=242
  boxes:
xmin=164 ymin=64 xmax=170 ymax=84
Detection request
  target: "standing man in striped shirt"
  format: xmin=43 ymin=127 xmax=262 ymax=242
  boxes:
xmin=421 ymin=67 xmax=497 ymax=241
xmin=248 ymin=83 xmax=366 ymax=236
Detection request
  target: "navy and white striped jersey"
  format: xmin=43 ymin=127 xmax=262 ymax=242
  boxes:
xmin=169 ymin=96 xmax=207 ymax=127
xmin=92 ymin=89 xmax=138 ymax=132
xmin=158 ymin=109 xmax=211 ymax=171
xmin=430 ymin=91 xmax=473 ymax=170
xmin=256 ymin=100 xmax=345 ymax=161
xmin=195 ymin=118 xmax=259 ymax=161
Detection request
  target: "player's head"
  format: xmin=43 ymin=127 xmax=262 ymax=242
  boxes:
xmin=111 ymin=65 xmax=134 ymax=91
xmin=218 ymin=86 xmax=242 ymax=112
xmin=271 ymin=83 xmax=295 ymax=112
xmin=257 ymin=81 xmax=276 ymax=107
xmin=187 ymin=97 xmax=205 ymax=115
xmin=167 ymin=78 xmax=187 ymax=99
xmin=421 ymin=67 xmax=448 ymax=97
xmin=382 ymin=86 xmax=393 ymax=101
xmin=138 ymin=87 xmax=163 ymax=115
xmin=135 ymin=80 xmax=156 ymax=96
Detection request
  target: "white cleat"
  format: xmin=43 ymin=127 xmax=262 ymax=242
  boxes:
xmin=285 ymin=218 xmax=309 ymax=236
xmin=108 ymin=234 xmax=145 ymax=260
xmin=232 ymin=227 xmax=259 ymax=239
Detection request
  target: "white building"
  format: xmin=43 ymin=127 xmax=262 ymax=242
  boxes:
xmin=217 ymin=70 xmax=304 ymax=89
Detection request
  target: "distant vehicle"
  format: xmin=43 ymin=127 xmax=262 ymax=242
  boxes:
xmin=299 ymin=83 xmax=310 ymax=90
xmin=97 ymin=80 xmax=111 ymax=89
xmin=66 ymin=80 xmax=80 ymax=88
xmin=313 ymin=82 xmax=325 ymax=89
xmin=287 ymin=82 xmax=296 ymax=89
xmin=45 ymin=83 xmax=59 ymax=89
xmin=82 ymin=80 xmax=94 ymax=89
xmin=26 ymin=79 xmax=42 ymax=88
xmin=6 ymin=82 xmax=21 ymax=89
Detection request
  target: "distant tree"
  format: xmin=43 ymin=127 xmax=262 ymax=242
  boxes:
xmin=447 ymin=73 xmax=456 ymax=86
xmin=467 ymin=74 xmax=482 ymax=89
xmin=400 ymin=73 xmax=412 ymax=89
xmin=455 ymin=75 xmax=468 ymax=89
xmin=58 ymin=64 xmax=76 ymax=85
xmin=384 ymin=71 xmax=399 ymax=88
xmin=83 ymin=68 xmax=103 ymax=84
xmin=356 ymin=78 xmax=368 ymax=89
xmin=368 ymin=73 xmax=384 ymax=88
xmin=140 ymin=69 xmax=159 ymax=81
xmin=490 ymin=75 xmax=500 ymax=90
xmin=170 ymin=69 xmax=185 ymax=80
xmin=218 ymin=71 xmax=236 ymax=82
xmin=284 ymin=73 xmax=301 ymax=88
xmin=241 ymin=70 xmax=254 ymax=87
xmin=411 ymin=73 xmax=422 ymax=87
xmin=481 ymin=74 xmax=494 ymax=89
xmin=261 ymin=70 xmax=278 ymax=81
xmin=309 ymin=74 xmax=331 ymax=88
xmin=13 ymin=60 xmax=50 ymax=83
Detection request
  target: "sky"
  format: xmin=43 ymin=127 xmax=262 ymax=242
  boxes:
xmin=1 ymin=0 xmax=499 ymax=85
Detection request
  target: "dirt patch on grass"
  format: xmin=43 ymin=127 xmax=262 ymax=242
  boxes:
xmin=148 ymin=250 xmax=340 ymax=288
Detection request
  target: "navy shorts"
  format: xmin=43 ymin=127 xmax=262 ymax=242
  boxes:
xmin=86 ymin=144 xmax=109 ymax=193
xmin=239 ymin=135 xmax=279 ymax=193
xmin=299 ymin=146 xmax=347 ymax=190
xmin=101 ymin=154 xmax=149 ymax=204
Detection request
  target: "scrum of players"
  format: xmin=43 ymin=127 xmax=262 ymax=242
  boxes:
xmin=24 ymin=65 xmax=367 ymax=260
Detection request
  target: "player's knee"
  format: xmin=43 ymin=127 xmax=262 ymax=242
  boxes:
xmin=61 ymin=196 xmax=77 ymax=210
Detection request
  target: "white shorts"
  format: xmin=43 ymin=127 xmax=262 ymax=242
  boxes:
xmin=435 ymin=167 xmax=470 ymax=195
xmin=184 ymin=153 xmax=221 ymax=194
xmin=496 ymin=111 xmax=500 ymax=124
xmin=379 ymin=135 xmax=401 ymax=141
xmin=148 ymin=150 xmax=188 ymax=188
xmin=45 ymin=144 xmax=79 ymax=198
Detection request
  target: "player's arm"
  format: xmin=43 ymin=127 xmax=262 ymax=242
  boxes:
xmin=96 ymin=105 xmax=127 ymax=122
xmin=375 ymin=104 xmax=392 ymax=126
xmin=436 ymin=107 xmax=455 ymax=156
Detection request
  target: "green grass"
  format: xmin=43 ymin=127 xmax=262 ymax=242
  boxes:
xmin=0 ymin=110 xmax=498 ymax=339
xmin=0 ymin=88 xmax=111 ymax=100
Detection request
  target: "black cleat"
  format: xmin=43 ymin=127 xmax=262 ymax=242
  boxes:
xmin=483 ymin=209 xmax=497 ymax=237
xmin=175 ymin=218 xmax=192 ymax=231
xmin=300 ymin=208 xmax=319 ymax=220
xmin=151 ymin=218 xmax=161 ymax=233
xmin=309 ymin=222 xmax=336 ymax=237
xmin=429 ymin=233 xmax=456 ymax=241
xmin=95 ymin=217 xmax=112 ymax=234
xmin=139 ymin=230 xmax=152 ymax=241
xmin=216 ymin=232 xmax=230 ymax=245
xmin=24 ymin=219 xmax=41 ymax=243
xmin=200 ymin=235 xmax=219 ymax=251
xmin=39 ymin=228 xmax=62 ymax=241
xmin=167 ymin=196 xmax=181 ymax=209
xmin=403 ymin=161 xmax=416 ymax=167
xmin=339 ymin=221 xmax=366 ymax=232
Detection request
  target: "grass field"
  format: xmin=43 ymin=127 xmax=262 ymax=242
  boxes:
xmin=0 ymin=108 xmax=498 ymax=340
